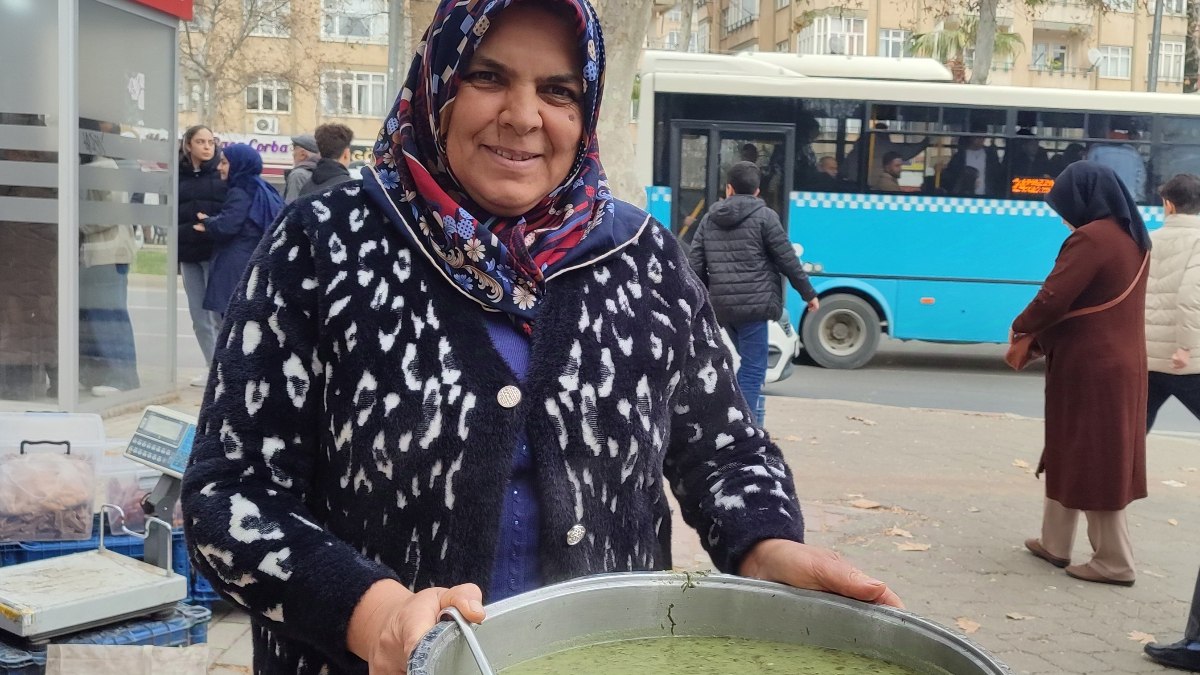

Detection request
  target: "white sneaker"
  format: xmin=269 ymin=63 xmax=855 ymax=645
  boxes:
xmin=91 ymin=385 xmax=121 ymax=397
xmin=190 ymin=372 xmax=208 ymax=388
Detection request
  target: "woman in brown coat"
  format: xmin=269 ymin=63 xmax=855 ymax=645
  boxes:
xmin=1014 ymin=161 xmax=1151 ymax=587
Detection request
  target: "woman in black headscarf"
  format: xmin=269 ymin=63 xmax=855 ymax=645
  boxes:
xmin=1012 ymin=161 xmax=1150 ymax=587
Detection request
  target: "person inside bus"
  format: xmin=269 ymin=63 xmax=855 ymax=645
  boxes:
xmin=843 ymin=122 xmax=927 ymax=187
xmin=944 ymin=135 xmax=1004 ymax=197
xmin=1049 ymin=143 xmax=1086 ymax=177
xmin=740 ymin=142 xmax=760 ymax=164
xmin=810 ymin=156 xmax=849 ymax=192
xmin=1087 ymin=127 xmax=1147 ymax=202
xmin=1006 ymin=129 xmax=1051 ymax=180
xmin=1013 ymin=161 xmax=1150 ymax=589
xmin=181 ymin=0 xmax=903 ymax=671
xmin=949 ymin=166 xmax=981 ymax=197
xmin=872 ymin=152 xmax=919 ymax=193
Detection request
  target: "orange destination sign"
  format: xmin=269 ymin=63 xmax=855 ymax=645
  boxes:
xmin=1011 ymin=177 xmax=1055 ymax=195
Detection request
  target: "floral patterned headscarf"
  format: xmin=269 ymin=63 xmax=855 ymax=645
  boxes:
xmin=367 ymin=0 xmax=613 ymax=328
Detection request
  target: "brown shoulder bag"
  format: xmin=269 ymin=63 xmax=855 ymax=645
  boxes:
xmin=1005 ymin=253 xmax=1148 ymax=371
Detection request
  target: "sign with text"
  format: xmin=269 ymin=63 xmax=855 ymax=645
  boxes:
xmin=1011 ymin=177 xmax=1055 ymax=196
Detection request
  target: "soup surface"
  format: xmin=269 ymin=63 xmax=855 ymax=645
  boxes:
xmin=500 ymin=636 xmax=921 ymax=674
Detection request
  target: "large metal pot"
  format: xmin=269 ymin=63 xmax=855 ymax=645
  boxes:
xmin=410 ymin=572 xmax=1009 ymax=675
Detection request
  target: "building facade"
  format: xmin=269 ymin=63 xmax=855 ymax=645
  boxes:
xmin=177 ymin=0 xmax=438 ymax=174
xmin=648 ymin=0 xmax=1193 ymax=93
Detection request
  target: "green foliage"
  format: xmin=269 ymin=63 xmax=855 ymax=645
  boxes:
xmin=907 ymin=16 xmax=1024 ymax=64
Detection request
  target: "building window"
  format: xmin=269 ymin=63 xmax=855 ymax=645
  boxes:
xmin=723 ymin=0 xmax=758 ymax=33
xmin=775 ymin=0 xmax=788 ymax=10
xmin=776 ymin=39 xmax=789 ymax=51
xmin=1104 ymin=0 xmax=1134 ymax=11
xmin=1031 ymin=42 xmax=1069 ymax=71
xmin=877 ymin=28 xmax=910 ymax=58
xmin=689 ymin=30 xmax=702 ymax=52
xmin=697 ymin=21 xmax=710 ymax=52
xmin=246 ymin=79 xmax=291 ymax=113
xmin=178 ymin=78 xmax=206 ymax=112
xmin=321 ymin=70 xmax=387 ymax=116
xmin=246 ymin=0 xmax=290 ymax=36
xmin=665 ymin=30 xmax=681 ymax=49
xmin=1149 ymin=0 xmax=1187 ymax=14
xmin=185 ymin=7 xmax=212 ymax=32
xmin=796 ymin=16 xmax=867 ymax=55
xmin=1158 ymin=40 xmax=1186 ymax=81
xmin=322 ymin=0 xmax=386 ymax=41
xmin=666 ymin=4 xmax=681 ymax=21
xmin=1097 ymin=45 xmax=1132 ymax=78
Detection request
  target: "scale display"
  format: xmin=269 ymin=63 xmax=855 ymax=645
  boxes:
xmin=126 ymin=406 xmax=197 ymax=479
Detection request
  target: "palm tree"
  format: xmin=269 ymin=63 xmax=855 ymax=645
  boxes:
xmin=908 ymin=16 xmax=1024 ymax=82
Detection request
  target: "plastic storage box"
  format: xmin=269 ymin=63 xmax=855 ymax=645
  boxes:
xmin=0 ymin=603 xmax=210 ymax=674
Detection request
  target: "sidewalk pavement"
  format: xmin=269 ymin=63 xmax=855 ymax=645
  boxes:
xmin=102 ymin=388 xmax=1200 ymax=674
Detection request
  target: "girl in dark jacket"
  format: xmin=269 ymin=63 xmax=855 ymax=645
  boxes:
xmin=195 ymin=143 xmax=282 ymax=328
xmin=178 ymin=125 xmax=227 ymax=379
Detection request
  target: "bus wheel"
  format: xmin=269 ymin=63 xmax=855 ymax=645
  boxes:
xmin=801 ymin=294 xmax=881 ymax=370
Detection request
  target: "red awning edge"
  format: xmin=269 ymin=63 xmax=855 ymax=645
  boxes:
xmin=131 ymin=0 xmax=193 ymax=21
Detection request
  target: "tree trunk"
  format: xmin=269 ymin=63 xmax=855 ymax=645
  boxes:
xmin=1186 ymin=0 xmax=1199 ymax=93
xmin=969 ymin=0 xmax=999 ymax=85
xmin=677 ymin=0 xmax=694 ymax=52
xmin=595 ymin=0 xmax=655 ymax=206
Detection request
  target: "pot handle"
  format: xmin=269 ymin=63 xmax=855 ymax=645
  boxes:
xmin=439 ymin=607 xmax=497 ymax=675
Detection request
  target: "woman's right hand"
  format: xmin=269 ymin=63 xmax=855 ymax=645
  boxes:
xmin=348 ymin=579 xmax=485 ymax=674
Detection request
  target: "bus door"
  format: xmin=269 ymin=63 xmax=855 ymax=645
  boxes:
xmin=668 ymin=121 xmax=794 ymax=246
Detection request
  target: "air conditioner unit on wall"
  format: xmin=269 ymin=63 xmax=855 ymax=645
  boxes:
xmin=254 ymin=116 xmax=279 ymax=134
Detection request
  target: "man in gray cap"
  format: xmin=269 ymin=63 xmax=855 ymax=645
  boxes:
xmin=284 ymin=133 xmax=319 ymax=203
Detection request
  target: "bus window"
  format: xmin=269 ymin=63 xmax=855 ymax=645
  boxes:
xmin=938 ymin=135 xmax=1007 ymax=197
xmin=1155 ymin=117 xmax=1200 ymax=192
xmin=941 ymin=107 xmax=1006 ymax=135
xmin=803 ymin=99 xmax=863 ymax=192
xmin=1084 ymin=113 xmax=1153 ymax=203
xmin=675 ymin=130 xmax=709 ymax=244
xmin=1013 ymin=110 xmax=1088 ymax=193
xmin=716 ymin=132 xmax=791 ymax=222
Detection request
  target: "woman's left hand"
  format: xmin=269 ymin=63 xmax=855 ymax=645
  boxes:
xmin=739 ymin=538 xmax=904 ymax=609
xmin=193 ymin=223 xmax=206 ymax=232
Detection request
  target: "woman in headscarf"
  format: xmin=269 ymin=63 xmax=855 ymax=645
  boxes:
xmin=194 ymin=143 xmax=282 ymax=327
xmin=182 ymin=1 xmax=899 ymax=673
xmin=1013 ymin=161 xmax=1151 ymax=587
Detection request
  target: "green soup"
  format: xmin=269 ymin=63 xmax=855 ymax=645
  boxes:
xmin=500 ymin=636 xmax=921 ymax=674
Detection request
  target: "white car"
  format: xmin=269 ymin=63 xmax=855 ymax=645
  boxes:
xmin=766 ymin=308 xmax=800 ymax=384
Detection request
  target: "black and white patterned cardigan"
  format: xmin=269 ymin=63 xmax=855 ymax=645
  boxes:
xmin=181 ymin=182 xmax=806 ymax=674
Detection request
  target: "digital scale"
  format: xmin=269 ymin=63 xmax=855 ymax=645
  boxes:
xmin=0 ymin=407 xmax=198 ymax=641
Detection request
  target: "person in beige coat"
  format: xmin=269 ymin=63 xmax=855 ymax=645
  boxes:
xmin=1145 ymin=173 xmax=1200 ymax=430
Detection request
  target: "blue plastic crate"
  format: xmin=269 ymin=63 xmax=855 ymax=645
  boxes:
xmin=0 ymin=516 xmax=190 ymax=583
xmin=189 ymin=571 xmax=222 ymax=608
xmin=0 ymin=603 xmax=210 ymax=674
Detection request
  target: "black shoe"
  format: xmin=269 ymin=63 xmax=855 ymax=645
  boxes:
xmin=1145 ymin=639 xmax=1200 ymax=672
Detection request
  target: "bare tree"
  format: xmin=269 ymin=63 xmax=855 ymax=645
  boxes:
xmin=180 ymin=0 xmax=387 ymax=126
xmin=1187 ymin=0 xmax=1199 ymax=92
xmin=969 ymin=0 xmax=999 ymax=83
xmin=594 ymin=0 xmax=656 ymax=205
xmin=677 ymin=1 xmax=694 ymax=52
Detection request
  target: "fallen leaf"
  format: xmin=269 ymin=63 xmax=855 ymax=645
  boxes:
xmin=1013 ymin=459 xmax=1031 ymax=469
xmin=783 ymin=434 xmax=802 ymax=442
xmin=1162 ymin=480 xmax=1188 ymax=488
xmin=809 ymin=440 xmax=819 ymax=445
xmin=968 ymin=506 xmax=981 ymax=513
xmin=1129 ymin=630 xmax=1156 ymax=645
xmin=841 ymin=430 xmax=862 ymax=435
xmin=1005 ymin=612 xmax=1033 ymax=621
xmin=885 ymin=527 xmax=913 ymax=538
xmin=850 ymin=499 xmax=882 ymax=510
xmin=896 ymin=542 xmax=931 ymax=552
xmin=1168 ymin=518 xmax=1179 ymax=526
xmin=847 ymin=415 xmax=877 ymax=426
xmin=955 ymin=617 xmax=981 ymax=634
xmin=845 ymin=493 xmax=864 ymax=499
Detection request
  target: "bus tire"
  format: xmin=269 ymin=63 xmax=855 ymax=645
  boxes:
xmin=801 ymin=294 xmax=881 ymax=370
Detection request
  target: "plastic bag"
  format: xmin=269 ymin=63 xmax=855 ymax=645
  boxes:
xmin=45 ymin=644 xmax=208 ymax=674
xmin=0 ymin=445 xmax=94 ymax=541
